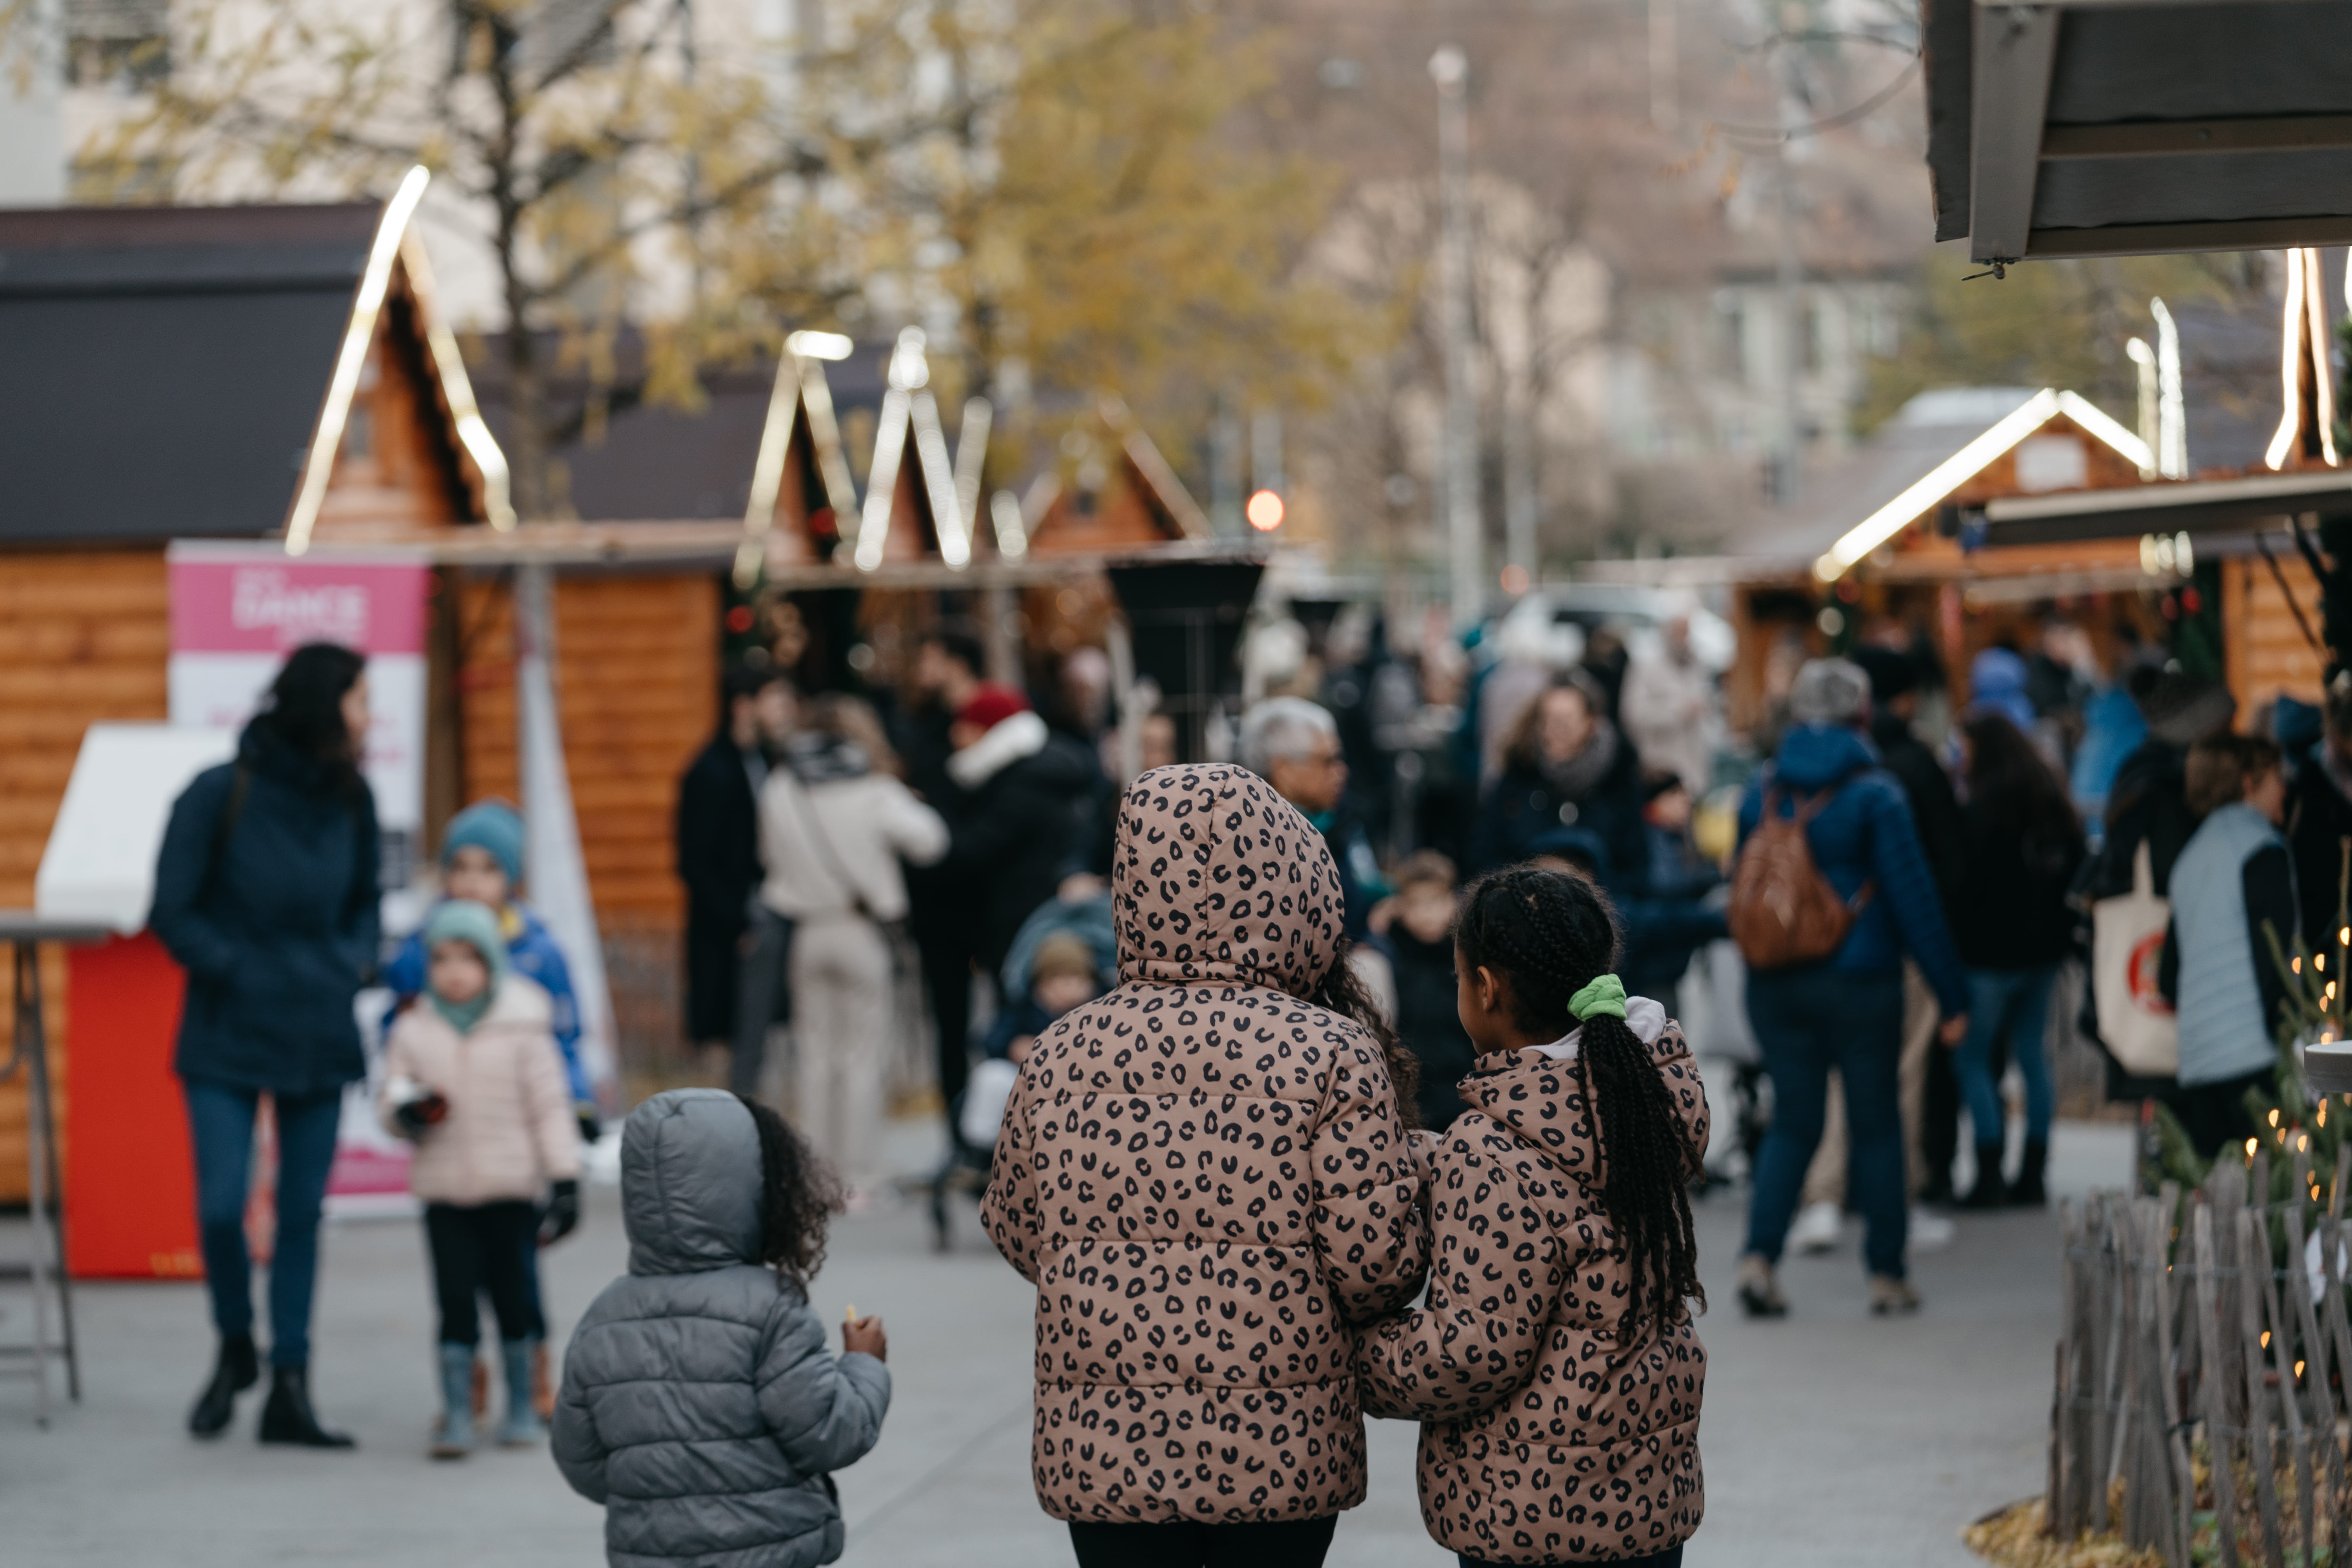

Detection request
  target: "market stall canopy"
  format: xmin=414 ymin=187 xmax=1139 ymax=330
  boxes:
xmin=1982 ymin=466 xmax=2352 ymax=545
xmin=1927 ymin=0 xmax=2352 ymax=263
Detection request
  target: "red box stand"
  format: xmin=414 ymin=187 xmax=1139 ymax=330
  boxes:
xmin=63 ymin=932 xmax=201 ymax=1279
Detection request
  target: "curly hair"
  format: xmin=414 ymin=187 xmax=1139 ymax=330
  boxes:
xmin=1309 ymin=941 xmax=1421 ymax=1131
xmin=1454 ymin=866 xmax=1703 ymax=1343
xmin=734 ymin=1094 xmax=846 ymax=1295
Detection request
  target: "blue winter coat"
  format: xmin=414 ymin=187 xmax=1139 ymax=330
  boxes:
xmin=150 ymin=719 xmax=381 ymax=1097
xmin=1736 ymin=723 xmax=1968 ymax=1015
xmin=384 ymin=901 xmax=589 ymax=1102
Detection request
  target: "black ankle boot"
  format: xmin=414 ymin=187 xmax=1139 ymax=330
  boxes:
xmin=1961 ymin=1142 xmax=2008 ymax=1210
xmin=188 ymin=1333 xmax=258 ymax=1438
xmin=258 ymin=1365 xmax=355 ymax=1449
xmin=2009 ymin=1137 xmax=2048 ymax=1207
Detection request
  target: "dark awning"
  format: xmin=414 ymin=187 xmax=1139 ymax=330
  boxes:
xmin=1980 ymin=468 xmax=2352 ymax=546
xmin=1926 ymin=0 xmax=2352 ymax=263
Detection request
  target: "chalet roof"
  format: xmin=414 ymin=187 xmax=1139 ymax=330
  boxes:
xmin=0 ymin=187 xmax=510 ymax=550
xmin=0 ymin=202 xmax=380 ymax=545
xmin=1584 ymin=385 xmax=2151 ymax=585
xmin=468 ymin=331 xmax=891 ymax=522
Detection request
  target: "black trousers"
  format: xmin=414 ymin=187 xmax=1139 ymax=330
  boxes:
xmin=424 ymin=1201 xmax=543 ymax=1347
xmin=2169 ymin=1068 xmax=2271 ymax=1162
xmin=916 ymin=923 xmax=979 ymax=1116
xmin=1067 ymin=1517 xmax=1338 ymax=1568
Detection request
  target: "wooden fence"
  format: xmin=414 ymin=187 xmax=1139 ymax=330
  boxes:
xmin=2053 ymin=1152 xmax=2352 ymax=1564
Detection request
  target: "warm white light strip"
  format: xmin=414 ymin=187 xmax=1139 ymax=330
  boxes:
xmin=784 ymin=329 xmax=852 ymax=361
xmin=2056 ymin=391 xmax=2153 ymax=474
xmin=2269 ymin=249 xmax=2308 ymax=472
xmin=854 ymin=389 xmax=910 ymax=571
xmin=1814 ymin=389 xmax=2060 ymax=580
xmin=909 ymin=391 xmax=968 ymax=568
xmin=797 ymin=359 xmax=860 ymax=518
xmin=953 ymin=396 xmax=992 ymax=535
xmin=2151 ymin=297 xmax=2186 ymax=479
xmin=401 ymin=231 xmax=514 ymax=531
xmin=990 ymin=490 xmax=1028 ymax=558
xmin=2125 ymin=338 xmax=2158 ymax=479
xmin=2305 ymin=248 xmax=2339 ymax=467
xmin=285 ymin=164 xmax=432 ymax=555
xmin=742 ymin=348 xmax=801 ymax=538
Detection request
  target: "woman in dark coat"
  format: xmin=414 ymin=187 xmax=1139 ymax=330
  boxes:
xmin=1947 ymin=712 xmax=2086 ymax=1209
xmin=1466 ymin=671 xmax=1650 ymax=889
xmin=150 ymin=643 xmax=380 ymax=1448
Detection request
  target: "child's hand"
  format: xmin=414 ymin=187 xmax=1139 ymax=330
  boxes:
xmin=1007 ymin=1034 xmax=1035 ymax=1064
xmin=842 ymin=1314 xmax=888 ymax=1362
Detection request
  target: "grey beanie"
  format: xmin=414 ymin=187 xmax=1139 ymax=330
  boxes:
xmin=1788 ymin=658 xmax=1872 ymax=726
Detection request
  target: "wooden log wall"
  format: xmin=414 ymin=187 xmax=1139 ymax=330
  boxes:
xmin=452 ymin=569 xmax=719 ymax=1067
xmin=0 ymin=550 xmax=171 ymax=1202
xmin=2224 ymin=552 xmax=2328 ymax=715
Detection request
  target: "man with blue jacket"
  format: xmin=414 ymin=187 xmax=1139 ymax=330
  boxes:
xmin=1733 ymin=658 xmax=1971 ymax=1320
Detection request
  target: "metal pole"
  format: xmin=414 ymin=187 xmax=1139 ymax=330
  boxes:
xmin=20 ymin=943 xmax=52 ymax=1428
xmin=1430 ymin=46 xmax=1483 ymax=630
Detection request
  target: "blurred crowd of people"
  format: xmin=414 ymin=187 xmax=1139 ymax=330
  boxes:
xmin=664 ymin=592 xmax=2349 ymax=1328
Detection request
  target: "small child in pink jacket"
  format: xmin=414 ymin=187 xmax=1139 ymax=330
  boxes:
xmin=380 ymin=899 xmax=582 ymax=1459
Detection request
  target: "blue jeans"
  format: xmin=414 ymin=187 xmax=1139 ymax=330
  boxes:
xmin=1955 ymin=965 xmax=2058 ymax=1151
xmin=1744 ymin=968 xmax=1908 ymax=1279
xmin=185 ymin=1081 xmax=345 ymax=1368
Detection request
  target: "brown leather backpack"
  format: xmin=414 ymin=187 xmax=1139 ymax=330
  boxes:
xmin=1728 ymin=787 xmax=1873 ymax=969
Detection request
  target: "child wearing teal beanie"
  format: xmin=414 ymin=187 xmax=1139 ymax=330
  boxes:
xmin=380 ymin=899 xmax=582 ymax=1459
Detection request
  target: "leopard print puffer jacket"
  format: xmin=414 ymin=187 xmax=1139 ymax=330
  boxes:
xmin=1358 ymin=1009 xmax=1709 ymax=1564
xmin=982 ymin=764 xmax=1430 ymax=1525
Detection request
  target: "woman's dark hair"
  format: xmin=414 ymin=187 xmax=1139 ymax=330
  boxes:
xmin=2186 ymin=732 xmax=2284 ymax=818
xmin=735 ymin=1094 xmax=846 ymax=1294
xmin=1500 ymin=673 xmax=1604 ymax=774
xmin=1454 ymin=866 xmax=1703 ymax=1343
xmin=259 ymin=643 xmax=367 ymax=777
xmin=1960 ymin=712 xmax=2082 ymax=851
xmin=1310 ymin=941 xmax=1421 ymax=1131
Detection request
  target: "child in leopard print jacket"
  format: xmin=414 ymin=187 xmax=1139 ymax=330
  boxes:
xmin=1359 ymin=866 xmax=1709 ymax=1568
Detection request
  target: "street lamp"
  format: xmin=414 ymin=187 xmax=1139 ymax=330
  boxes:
xmin=1429 ymin=45 xmax=1482 ymax=631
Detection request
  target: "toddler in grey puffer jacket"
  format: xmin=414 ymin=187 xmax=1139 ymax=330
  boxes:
xmin=553 ymin=1090 xmax=889 ymax=1568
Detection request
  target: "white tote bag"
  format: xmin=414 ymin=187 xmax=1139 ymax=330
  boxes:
xmin=2091 ymin=839 xmax=2178 ymax=1077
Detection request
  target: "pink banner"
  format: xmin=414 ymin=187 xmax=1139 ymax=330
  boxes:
xmin=170 ymin=557 xmax=427 ymax=656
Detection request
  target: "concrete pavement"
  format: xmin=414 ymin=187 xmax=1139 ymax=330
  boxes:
xmin=0 ymin=1118 xmax=2124 ymax=1565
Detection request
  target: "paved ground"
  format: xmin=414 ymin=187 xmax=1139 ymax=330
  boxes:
xmin=0 ymin=1118 xmax=2131 ymax=1565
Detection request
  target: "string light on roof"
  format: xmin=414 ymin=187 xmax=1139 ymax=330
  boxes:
xmin=1246 ymin=490 xmax=1285 ymax=531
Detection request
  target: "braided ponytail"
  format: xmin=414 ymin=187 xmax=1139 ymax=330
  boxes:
xmin=1455 ymin=867 xmax=1704 ymax=1343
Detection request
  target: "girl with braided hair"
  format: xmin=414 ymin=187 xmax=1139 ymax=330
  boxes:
xmin=1359 ymin=865 xmax=1708 ymax=1567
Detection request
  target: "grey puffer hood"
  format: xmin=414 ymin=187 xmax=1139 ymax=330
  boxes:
xmin=620 ymin=1088 xmax=763 ymax=1277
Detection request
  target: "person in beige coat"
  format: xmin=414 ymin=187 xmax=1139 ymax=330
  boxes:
xmin=982 ymin=763 xmax=1429 ymax=1568
xmin=756 ymin=697 xmax=948 ymax=1201
xmin=1358 ymin=867 xmax=1708 ymax=1567
xmin=379 ymin=899 xmax=581 ymax=1458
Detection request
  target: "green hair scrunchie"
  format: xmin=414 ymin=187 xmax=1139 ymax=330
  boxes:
xmin=1567 ymin=973 xmax=1628 ymax=1022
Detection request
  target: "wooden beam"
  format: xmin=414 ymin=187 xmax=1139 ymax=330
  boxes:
xmin=1969 ymin=1 xmax=2061 ymax=264
xmin=2025 ymin=213 xmax=2352 ymax=259
xmin=2043 ymin=114 xmax=2352 ymax=160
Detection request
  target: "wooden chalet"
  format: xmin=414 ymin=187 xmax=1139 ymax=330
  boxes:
xmin=0 ymin=189 xmax=720 ymax=1198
